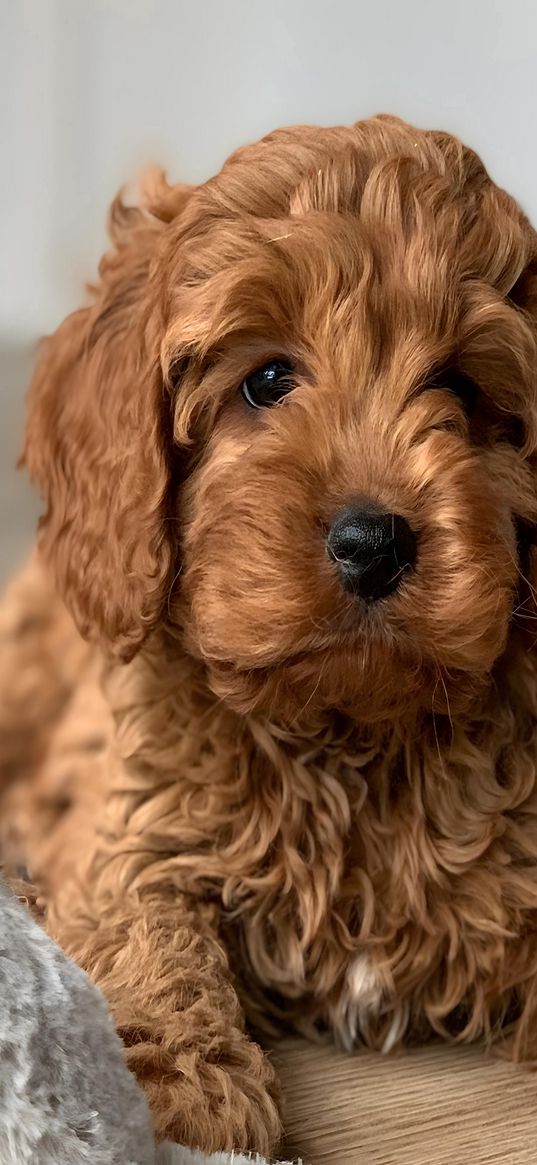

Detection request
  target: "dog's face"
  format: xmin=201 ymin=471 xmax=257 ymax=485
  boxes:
xmin=26 ymin=117 xmax=537 ymax=723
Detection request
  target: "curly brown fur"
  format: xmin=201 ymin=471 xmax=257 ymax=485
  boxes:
xmin=5 ymin=115 xmax=537 ymax=1153
xmin=0 ymin=556 xmax=90 ymax=792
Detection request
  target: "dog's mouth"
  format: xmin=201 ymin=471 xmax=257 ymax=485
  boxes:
xmin=202 ymin=619 xmax=431 ymax=721
xmin=197 ymin=575 xmax=509 ymax=723
xmin=200 ymin=608 xmax=401 ymax=673
xmin=184 ymin=516 xmax=517 ymax=717
xmin=264 ymin=594 xmax=422 ymax=670
xmin=206 ymin=635 xmax=489 ymax=725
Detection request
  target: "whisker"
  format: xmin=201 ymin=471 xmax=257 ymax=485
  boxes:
xmin=166 ymin=565 xmax=183 ymax=617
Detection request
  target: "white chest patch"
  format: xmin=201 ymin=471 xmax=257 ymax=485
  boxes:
xmin=335 ymin=953 xmax=407 ymax=1053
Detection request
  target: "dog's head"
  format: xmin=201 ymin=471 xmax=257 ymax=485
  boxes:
xmin=25 ymin=116 xmax=537 ymax=723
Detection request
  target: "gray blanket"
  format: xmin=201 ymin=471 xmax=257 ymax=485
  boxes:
xmin=0 ymin=880 xmax=293 ymax=1165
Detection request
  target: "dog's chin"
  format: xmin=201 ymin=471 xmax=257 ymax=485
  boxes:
xmin=202 ymin=636 xmax=490 ymax=728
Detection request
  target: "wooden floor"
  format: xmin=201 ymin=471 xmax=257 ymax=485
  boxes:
xmin=273 ymin=1039 xmax=537 ymax=1164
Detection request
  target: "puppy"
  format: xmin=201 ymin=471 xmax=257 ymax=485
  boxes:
xmin=4 ymin=114 xmax=537 ymax=1156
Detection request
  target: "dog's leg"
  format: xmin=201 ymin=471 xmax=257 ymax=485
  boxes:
xmin=0 ymin=555 xmax=96 ymax=876
xmin=46 ymin=885 xmax=282 ymax=1157
xmin=0 ymin=555 xmax=91 ymax=789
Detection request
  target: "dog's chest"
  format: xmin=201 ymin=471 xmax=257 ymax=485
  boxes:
xmin=228 ymin=765 xmax=427 ymax=1030
xmin=231 ymin=737 xmax=530 ymax=1051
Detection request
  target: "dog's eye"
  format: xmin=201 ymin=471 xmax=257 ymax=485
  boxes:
xmin=428 ymin=367 xmax=478 ymax=412
xmin=241 ymin=360 xmax=295 ymax=409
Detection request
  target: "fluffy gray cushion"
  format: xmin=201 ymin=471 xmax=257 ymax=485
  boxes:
xmin=0 ymin=880 xmax=295 ymax=1165
xmin=0 ymin=878 xmax=154 ymax=1163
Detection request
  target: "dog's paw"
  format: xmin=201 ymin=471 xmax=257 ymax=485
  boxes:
xmin=144 ymin=1047 xmax=282 ymax=1159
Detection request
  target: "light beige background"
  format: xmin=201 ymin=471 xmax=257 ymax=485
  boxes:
xmin=3 ymin=0 xmax=537 ymax=339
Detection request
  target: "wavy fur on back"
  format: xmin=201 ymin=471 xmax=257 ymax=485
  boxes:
xmin=4 ymin=115 xmax=537 ymax=1155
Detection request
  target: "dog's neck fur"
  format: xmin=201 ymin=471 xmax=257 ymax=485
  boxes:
xmin=91 ymin=629 xmax=537 ymax=1050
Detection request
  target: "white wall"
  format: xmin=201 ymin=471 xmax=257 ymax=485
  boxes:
xmin=3 ymin=0 xmax=537 ymax=339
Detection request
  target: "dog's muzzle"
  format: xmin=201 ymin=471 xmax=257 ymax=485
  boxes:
xmin=326 ymin=503 xmax=417 ymax=602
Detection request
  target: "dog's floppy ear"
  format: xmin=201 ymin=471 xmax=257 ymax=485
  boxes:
xmin=25 ymin=183 xmax=191 ymax=661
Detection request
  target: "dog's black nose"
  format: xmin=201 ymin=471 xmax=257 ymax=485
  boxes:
xmin=326 ymin=504 xmax=417 ymax=601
